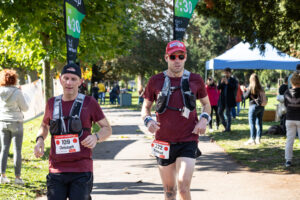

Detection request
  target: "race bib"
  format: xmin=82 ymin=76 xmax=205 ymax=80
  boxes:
xmin=151 ymin=140 xmax=170 ymax=159
xmin=54 ymin=134 xmax=80 ymax=154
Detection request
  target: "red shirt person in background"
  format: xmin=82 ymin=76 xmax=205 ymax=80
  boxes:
xmin=232 ymin=83 xmax=243 ymax=118
xmin=206 ymin=77 xmax=220 ymax=132
xmin=141 ymin=40 xmax=211 ymax=200
xmin=34 ymin=63 xmax=112 ymax=200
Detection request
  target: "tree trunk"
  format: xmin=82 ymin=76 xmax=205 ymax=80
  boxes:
xmin=137 ymin=73 xmax=144 ymax=91
xmin=41 ymin=32 xmax=53 ymax=104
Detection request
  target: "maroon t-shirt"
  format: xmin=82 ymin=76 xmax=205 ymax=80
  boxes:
xmin=43 ymin=95 xmax=105 ymax=173
xmin=144 ymin=72 xmax=207 ymax=142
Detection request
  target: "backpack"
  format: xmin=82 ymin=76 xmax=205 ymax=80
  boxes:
xmin=251 ymin=90 xmax=268 ymax=107
xmin=259 ymin=91 xmax=268 ymax=106
xmin=265 ymin=125 xmax=285 ymax=135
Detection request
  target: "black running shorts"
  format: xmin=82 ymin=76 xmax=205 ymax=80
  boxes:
xmin=156 ymin=141 xmax=201 ymax=166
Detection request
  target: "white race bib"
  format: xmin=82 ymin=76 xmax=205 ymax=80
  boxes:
xmin=151 ymin=140 xmax=170 ymax=159
xmin=54 ymin=134 xmax=80 ymax=154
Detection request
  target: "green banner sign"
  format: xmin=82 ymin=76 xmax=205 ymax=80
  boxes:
xmin=174 ymin=0 xmax=198 ymax=18
xmin=64 ymin=0 xmax=86 ymax=64
xmin=66 ymin=2 xmax=85 ymax=39
xmin=174 ymin=0 xmax=198 ymax=40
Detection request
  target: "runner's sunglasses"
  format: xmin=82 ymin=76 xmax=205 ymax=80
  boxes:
xmin=168 ymin=54 xmax=185 ymax=60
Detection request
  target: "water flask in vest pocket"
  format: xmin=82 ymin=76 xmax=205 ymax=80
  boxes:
xmin=49 ymin=119 xmax=61 ymax=135
xmin=69 ymin=116 xmax=83 ymax=134
xmin=156 ymin=91 xmax=168 ymax=114
xmin=184 ymin=91 xmax=196 ymax=111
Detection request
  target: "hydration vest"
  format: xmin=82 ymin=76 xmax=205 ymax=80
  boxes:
xmin=49 ymin=93 xmax=86 ymax=138
xmin=156 ymin=70 xmax=196 ymax=116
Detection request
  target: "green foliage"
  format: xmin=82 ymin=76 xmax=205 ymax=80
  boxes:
xmin=196 ymin=0 xmax=300 ymax=57
xmin=0 ymin=25 xmax=44 ymax=72
xmin=185 ymin=13 xmax=231 ymax=76
xmin=0 ymin=0 xmax=141 ymax=70
xmin=208 ymin=92 xmax=300 ymax=173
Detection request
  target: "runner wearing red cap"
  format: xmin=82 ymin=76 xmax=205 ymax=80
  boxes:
xmin=141 ymin=40 xmax=211 ymax=200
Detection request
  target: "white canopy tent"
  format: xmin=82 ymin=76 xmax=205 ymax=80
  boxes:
xmin=205 ymin=42 xmax=300 ymax=80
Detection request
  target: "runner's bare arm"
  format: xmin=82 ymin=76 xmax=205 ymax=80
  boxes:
xmin=192 ymin=96 xmax=211 ymax=135
xmin=141 ymin=99 xmax=153 ymax=120
xmin=200 ymin=96 xmax=211 ymax=115
xmin=34 ymin=122 xmax=49 ymax=158
xmin=81 ymin=117 xmax=112 ymax=149
xmin=141 ymin=99 xmax=160 ymax=133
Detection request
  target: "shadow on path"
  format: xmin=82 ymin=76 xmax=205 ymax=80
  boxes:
xmin=112 ymin=125 xmax=143 ymax=135
xmin=93 ymin=140 xmax=136 ymax=160
xmin=92 ymin=181 xmax=205 ymax=196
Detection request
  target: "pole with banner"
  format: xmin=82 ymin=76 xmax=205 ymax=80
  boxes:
xmin=173 ymin=0 xmax=199 ymax=41
xmin=64 ymin=0 xmax=86 ymax=64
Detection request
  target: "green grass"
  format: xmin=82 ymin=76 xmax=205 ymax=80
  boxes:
xmin=208 ymin=92 xmax=300 ymax=174
xmin=0 ymin=116 xmax=50 ymax=200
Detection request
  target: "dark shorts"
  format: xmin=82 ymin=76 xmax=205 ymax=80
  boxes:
xmin=47 ymin=172 xmax=93 ymax=200
xmin=156 ymin=141 xmax=201 ymax=166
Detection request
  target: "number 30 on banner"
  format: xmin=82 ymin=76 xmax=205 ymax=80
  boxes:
xmin=67 ymin=15 xmax=81 ymax=34
xmin=175 ymin=0 xmax=193 ymax=14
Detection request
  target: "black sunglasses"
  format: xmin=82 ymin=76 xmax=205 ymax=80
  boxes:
xmin=169 ymin=54 xmax=185 ymax=60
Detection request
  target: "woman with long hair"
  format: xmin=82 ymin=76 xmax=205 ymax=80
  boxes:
xmin=0 ymin=69 xmax=29 ymax=184
xmin=243 ymin=73 xmax=266 ymax=145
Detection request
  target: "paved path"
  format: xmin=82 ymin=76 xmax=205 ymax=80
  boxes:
xmin=38 ymin=108 xmax=300 ymax=200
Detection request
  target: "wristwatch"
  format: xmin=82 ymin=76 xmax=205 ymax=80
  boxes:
xmin=36 ymin=136 xmax=44 ymax=143
xmin=95 ymin=133 xmax=100 ymax=142
xmin=199 ymin=112 xmax=211 ymax=124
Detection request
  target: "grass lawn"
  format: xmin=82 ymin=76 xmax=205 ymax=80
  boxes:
xmin=0 ymin=115 xmax=49 ymax=200
xmin=208 ymin=91 xmax=300 ymax=173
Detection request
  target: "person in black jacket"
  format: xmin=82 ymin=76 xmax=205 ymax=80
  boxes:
xmin=279 ymin=77 xmax=289 ymax=95
xmin=284 ymin=71 xmax=300 ymax=167
xmin=217 ymin=68 xmax=237 ymax=132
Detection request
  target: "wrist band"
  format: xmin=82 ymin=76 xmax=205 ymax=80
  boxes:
xmin=144 ymin=116 xmax=153 ymax=127
xmin=199 ymin=112 xmax=211 ymax=124
xmin=36 ymin=136 xmax=44 ymax=143
xmin=95 ymin=133 xmax=100 ymax=141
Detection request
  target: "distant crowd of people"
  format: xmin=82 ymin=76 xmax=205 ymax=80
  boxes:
xmin=205 ymin=64 xmax=300 ymax=168
xmin=205 ymin=68 xmax=266 ymax=144
xmin=79 ymin=81 xmax=122 ymax=105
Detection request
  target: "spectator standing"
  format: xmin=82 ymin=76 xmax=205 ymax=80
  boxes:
xmin=78 ymin=79 xmax=88 ymax=95
xmin=91 ymin=82 xmax=99 ymax=102
xmin=206 ymin=77 xmax=220 ymax=132
xmin=240 ymin=82 xmax=247 ymax=109
xmin=217 ymin=68 xmax=237 ymax=132
xmin=232 ymin=82 xmax=243 ymax=118
xmin=243 ymin=73 xmax=267 ymax=145
xmin=284 ymin=71 xmax=300 ymax=167
xmin=279 ymin=77 xmax=289 ymax=95
xmin=288 ymin=64 xmax=300 ymax=89
xmin=138 ymin=86 xmax=145 ymax=105
xmin=110 ymin=84 xmax=120 ymax=105
xmin=98 ymin=81 xmax=106 ymax=105
xmin=0 ymin=69 xmax=29 ymax=185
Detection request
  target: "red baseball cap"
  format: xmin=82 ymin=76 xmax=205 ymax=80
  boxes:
xmin=165 ymin=40 xmax=186 ymax=54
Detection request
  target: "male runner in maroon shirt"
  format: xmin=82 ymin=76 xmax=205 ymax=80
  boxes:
xmin=141 ymin=40 xmax=211 ymax=200
xmin=34 ymin=63 xmax=112 ymax=200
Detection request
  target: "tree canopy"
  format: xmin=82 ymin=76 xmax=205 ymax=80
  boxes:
xmin=0 ymin=0 xmax=140 ymax=100
xmin=197 ymin=0 xmax=300 ymax=57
